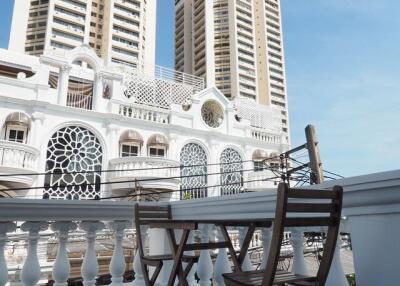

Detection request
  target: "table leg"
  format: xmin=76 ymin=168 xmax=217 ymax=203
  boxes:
xmin=167 ymin=229 xmax=190 ymax=286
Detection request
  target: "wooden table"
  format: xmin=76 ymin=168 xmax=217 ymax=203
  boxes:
xmin=144 ymin=218 xmax=273 ymax=286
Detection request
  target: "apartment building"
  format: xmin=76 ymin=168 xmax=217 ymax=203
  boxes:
xmin=174 ymin=0 xmax=289 ymax=133
xmin=8 ymin=0 xmax=156 ymax=69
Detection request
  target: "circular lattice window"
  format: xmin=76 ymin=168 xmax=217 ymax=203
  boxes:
xmin=201 ymin=100 xmax=224 ymax=128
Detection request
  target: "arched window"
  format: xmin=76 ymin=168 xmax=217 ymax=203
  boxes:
xmin=147 ymin=134 xmax=168 ymax=157
xmin=3 ymin=112 xmax=31 ymax=143
xmin=220 ymin=148 xmax=243 ymax=195
xmin=180 ymin=143 xmax=208 ymax=199
xmin=43 ymin=126 xmax=103 ymax=200
xmin=119 ymin=130 xmax=143 ymax=157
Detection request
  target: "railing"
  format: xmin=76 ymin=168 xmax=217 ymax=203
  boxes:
xmin=251 ymin=128 xmax=284 ymax=144
xmin=0 ymin=140 xmax=39 ymax=170
xmin=245 ymin=169 xmax=278 ymax=189
xmin=0 ymin=198 xmax=347 ymax=286
xmin=109 ymin=157 xmax=180 ymax=182
xmin=1 ymin=170 xmax=399 ymax=285
xmin=66 ymin=92 xmax=93 ymax=110
xmin=118 ymin=102 xmax=170 ymax=124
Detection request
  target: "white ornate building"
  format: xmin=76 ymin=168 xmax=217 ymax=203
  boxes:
xmin=0 ymin=45 xmax=289 ymax=201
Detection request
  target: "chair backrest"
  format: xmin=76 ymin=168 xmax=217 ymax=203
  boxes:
xmin=134 ymin=204 xmax=172 ymax=258
xmin=262 ymin=182 xmax=343 ymax=286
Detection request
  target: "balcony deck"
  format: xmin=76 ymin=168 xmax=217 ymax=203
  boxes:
xmin=0 ymin=169 xmax=399 ymax=285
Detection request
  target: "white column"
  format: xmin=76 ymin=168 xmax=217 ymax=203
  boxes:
xmin=20 ymin=221 xmax=49 ymax=286
xmin=213 ymin=228 xmax=231 ymax=286
xmin=326 ymin=235 xmax=348 ymax=286
xmin=238 ymin=227 xmax=253 ymax=271
xmin=208 ymin=140 xmax=220 ymax=197
xmin=108 ymin=221 xmax=130 ymax=286
xmin=79 ymin=221 xmax=105 ymax=286
xmin=58 ymin=65 xmax=71 ymax=106
xmin=0 ymin=222 xmax=16 ymax=286
xmin=290 ymin=229 xmax=309 ymax=276
xmin=197 ymin=225 xmax=213 ymax=286
xmin=51 ymin=222 xmax=78 ymax=286
xmin=93 ymin=73 xmax=103 ymax=112
xmin=260 ymin=228 xmax=272 ymax=269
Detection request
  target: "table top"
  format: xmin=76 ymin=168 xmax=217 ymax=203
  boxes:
xmin=142 ymin=218 xmax=273 ymax=229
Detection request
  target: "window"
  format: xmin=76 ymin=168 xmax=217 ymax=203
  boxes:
xmin=253 ymin=161 xmax=265 ymax=172
xmin=121 ymin=144 xmax=139 ymax=157
xmin=149 ymin=147 xmax=165 ymax=157
xmin=7 ymin=128 xmax=26 ymax=143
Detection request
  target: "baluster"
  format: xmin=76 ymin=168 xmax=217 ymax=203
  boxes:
xmin=107 ymin=221 xmax=131 ymax=286
xmin=79 ymin=221 xmax=105 ymax=286
xmin=21 ymin=221 xmax=49 ymax=286
xmin=0 ymin=222 xmax=16 ymax=286
xmin=238 ymin=227 xmax=253 ymax=271
xmin=326 ymin=234 xmax=348 ymax=286
xmin=132 ymin=247 xmax=145 ymax=286
xmin=290 ymin=229 xmax=309 ymax=275
xmin=213 ymin=227 xmax=231 ymax=286
xmin=51 ymin=221 xmax=77 ymax=286
xmin=260 ymin=228 xmax=272 ymax=269
xmin=197 ymin=225 xmax=213 ymax=286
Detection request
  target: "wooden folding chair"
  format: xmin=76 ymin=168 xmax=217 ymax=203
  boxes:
xmin=223 ymin=182 xmax=343 ymax=286
xmin=134 ymin=204 xmax=199 ymax=286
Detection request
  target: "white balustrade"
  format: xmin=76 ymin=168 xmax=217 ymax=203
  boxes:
xmin=80 ymin=221 xmax=105 ymax=286
xmin=196 ymin=225 xmax=213 ymax=286
xmin=118 ymin=103 xmax=170 ymax=124
xmin=1 ymin=169 xmax=397 ymax=285
xmin=109 ymin=157 xmax=180 ymax=182
xmin=132 ymin=250 xmax=145 ymax=286
xmin=0 ymin=222 xmax=16 ymax=286
xmin=0 ymin=140 xmax=39 ymax=170
xmin=290 ymin=228 xmax=310 ymax=276
xmin=108 ymin=221 xmax=131 ymax=286
xmin=213 ymin=228 xmax=231 ymax=286
xmin=51 ymin=221 xmax=78 ymax=286
xmin=21 ymin=221 xmax=49 ymax=286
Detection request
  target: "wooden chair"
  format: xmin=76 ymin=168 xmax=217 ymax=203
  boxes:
xmin=134 ymin=204 xmax=199 ymax=286
xmin=222 ymin=182 xmax=343 ymax=286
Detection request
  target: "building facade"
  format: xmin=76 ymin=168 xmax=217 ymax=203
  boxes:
xmin=8 ymin=0 xmax=156 ymax=69
xmin=0 ymin=45 xmax=288 ymax=201
xmin=174 ymin=0 xmax=289 ymax=134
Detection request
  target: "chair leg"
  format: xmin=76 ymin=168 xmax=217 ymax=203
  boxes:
xmin=183 ymin=260 xmax=195 ymax=279
xmin=150 ymin=261 xmax=163 ymax=285
xmin=141 ymin=262 xmax=152 ymax=286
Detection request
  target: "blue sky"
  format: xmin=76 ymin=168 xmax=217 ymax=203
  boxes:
xmin=1 ymin=0 xmax=399 ymax=177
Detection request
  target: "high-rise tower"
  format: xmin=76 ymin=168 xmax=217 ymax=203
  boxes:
xmin=8 ymin=0 xmax=156 ymax=69
xmin=174 ymin=0 xmax=289 ymax=133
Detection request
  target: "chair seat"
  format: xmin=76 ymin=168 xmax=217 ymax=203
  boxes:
xmin=223 ymin=270 xmax=317 ymax=286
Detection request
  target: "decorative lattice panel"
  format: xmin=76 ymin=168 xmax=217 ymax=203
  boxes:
xmin=180 ymin=143 xmax=208 ymax=199
xmin=234 ymin=98 xmax=282 ymax=131
xmin=44 ymin=126 xmax=102 ymax=200
xmin=122 ymin=69 xmax=197 ymax=109
xmin=220 ymin=148 xmax=243 ymax=196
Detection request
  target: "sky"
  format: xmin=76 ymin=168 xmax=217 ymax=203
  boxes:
xmin=1 ymin=0 xmax=399 ymax=177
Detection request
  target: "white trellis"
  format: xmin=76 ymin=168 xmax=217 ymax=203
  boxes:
xmin=234 ymin=98 xmax=282 ymax=131
xmin=121 ymin=66 xmax=204 ymax=109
